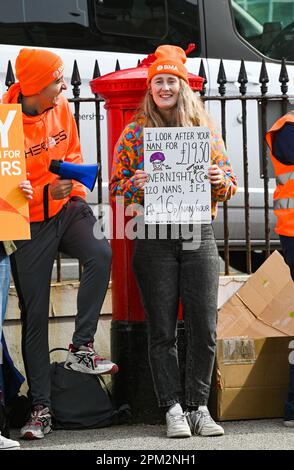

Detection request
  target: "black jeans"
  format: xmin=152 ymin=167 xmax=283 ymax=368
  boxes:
xmin=132 ymin=224 xmax=219 ymax=408
xmin=280 ymin=235 xmax=294 ymax=281
xmin=285 ymin=362 xmax=294 ymax=421
xmin=279 ymin=235 xmax=294 ymax=420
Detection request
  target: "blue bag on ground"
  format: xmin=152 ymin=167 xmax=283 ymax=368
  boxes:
xmin=50 ymin=349 xmax=114 ymax=430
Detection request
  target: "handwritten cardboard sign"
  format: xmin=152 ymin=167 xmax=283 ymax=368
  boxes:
xmin=144 ymin=127 xmax=211 ymax=224
xmin=0 ymin=104 xmax=30 ymax=240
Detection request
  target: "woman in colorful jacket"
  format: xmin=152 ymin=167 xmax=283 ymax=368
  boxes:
xmin=110 ymin=45 xmax=237 ymax=438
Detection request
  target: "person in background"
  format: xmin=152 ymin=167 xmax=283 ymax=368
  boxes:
xmin=0 ymin=180 xmax=33 ymax=450
xmin=110 ymin=45 xmax=237 ymax=438
xmin=266 ymin=112 xmax=294 ymax=427
xmin=2 ymin=48 xmax=117 ymax=440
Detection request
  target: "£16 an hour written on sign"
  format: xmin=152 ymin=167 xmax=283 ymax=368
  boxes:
xmin=144 ymin=127 xmax=211 ymax=224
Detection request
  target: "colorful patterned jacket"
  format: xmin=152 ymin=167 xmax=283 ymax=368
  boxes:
xmin=110 ymin=122 xmax=237 ymax=219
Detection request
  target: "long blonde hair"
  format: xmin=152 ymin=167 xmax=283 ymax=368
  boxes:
xmin=135 ymin=78 xmax=213 ymax=129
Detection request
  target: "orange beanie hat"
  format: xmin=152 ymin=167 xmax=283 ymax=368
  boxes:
xmin=15 ymin=48 xmax=64 ymax=96
xmin=147 ymin=45 xmax=188 ymax=85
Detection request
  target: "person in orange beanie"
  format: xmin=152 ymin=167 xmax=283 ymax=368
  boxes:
xmin=3 ymin=48 xmax=117 ymax=440
xmin=146 ymin=45 xmax=189 ymax=85
xmin=266 ymin=114 xmax=294 ymax=428
xmin=110 ymin=44 xmax=237 ymax=438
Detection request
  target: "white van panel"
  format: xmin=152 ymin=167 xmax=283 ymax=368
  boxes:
xmin=1 ymin=0 xmax=294 ymax=259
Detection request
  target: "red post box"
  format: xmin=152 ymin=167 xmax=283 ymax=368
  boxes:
xmin=90 ymin=58 xmax=204 ymax=422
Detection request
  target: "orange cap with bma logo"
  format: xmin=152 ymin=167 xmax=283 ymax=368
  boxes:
xmin=147 ymin=45 xmax=188 ymax=85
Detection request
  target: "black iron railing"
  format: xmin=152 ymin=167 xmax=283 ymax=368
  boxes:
xmin=4 ymin=57 xmax=293 ymax=278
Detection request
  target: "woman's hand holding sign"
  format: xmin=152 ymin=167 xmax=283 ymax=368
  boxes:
xmin=208 ymin=164 xmax=225 ymax=186
xmin=133 ymin=170 xmax=148 ymax=190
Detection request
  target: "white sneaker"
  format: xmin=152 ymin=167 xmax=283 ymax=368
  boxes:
xmin=186 ymin=407 xmax=224 ymax=437
xmin=166 ymin=411 xmax=192 ymax=438
xmin=0 ymin=432 xmax=20 ymax=450
xmin=284 ymin=420 xmax=294 ymax=427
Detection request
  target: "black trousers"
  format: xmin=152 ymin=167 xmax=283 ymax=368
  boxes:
xmin=279 ymin=235 xmax=294 ymax=420
xmin=11 ymin=198 xmax=111 ymax=408
xmin=280 ymin=235 xmax=294 ymax=281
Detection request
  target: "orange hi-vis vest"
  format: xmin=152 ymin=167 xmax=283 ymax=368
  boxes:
xmin=266 ymin=111 xmax=294 ymax=236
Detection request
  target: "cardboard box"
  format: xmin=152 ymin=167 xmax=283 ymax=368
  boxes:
xmin=210 ymin=251 xmax=294 ymax=421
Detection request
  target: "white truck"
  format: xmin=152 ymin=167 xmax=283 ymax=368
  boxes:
xmin=1 ymin=0 xmax=294 ymax=271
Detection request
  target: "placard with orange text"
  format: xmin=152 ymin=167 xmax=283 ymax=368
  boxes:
xmin=0 ymin=104 xmax=30 ymax=240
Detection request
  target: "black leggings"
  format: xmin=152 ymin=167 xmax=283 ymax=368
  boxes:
xmin=11 ymin=198 xmax=111 ymax=408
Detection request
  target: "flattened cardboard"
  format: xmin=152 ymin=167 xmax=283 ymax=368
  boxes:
xmin=210 ymin=251 xmax=294 ymax=420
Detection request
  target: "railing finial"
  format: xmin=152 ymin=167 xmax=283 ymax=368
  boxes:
xmin=217 ymin=59 xmax=227 ymax=96
xmin=238 ymin=59 xmax=248 ymax=96
xmin=259 ymin=59 xmax=269 ymax=95
xmin=71 ymin=60 xmax=81 ymax=98
xmin=279 ymin=58 xmax=289 ymax=95
xmin=198 ymin=59 xmax=207 ymax=96
xmin=93 ymin=60 xmax=101 ymax=79
xmin=5 ymin=60 xmax=15 ymax=89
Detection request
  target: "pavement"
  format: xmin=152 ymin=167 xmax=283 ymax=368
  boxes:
xmin=8 ymin=418 xmax=294 ymax=451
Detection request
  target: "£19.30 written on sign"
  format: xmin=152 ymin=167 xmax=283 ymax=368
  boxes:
xmin=144 ymin=127 xmax=211 ymax=224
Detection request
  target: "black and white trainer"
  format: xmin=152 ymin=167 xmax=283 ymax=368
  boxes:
xmin=64 ymin=342 xmax=118 ymax=375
